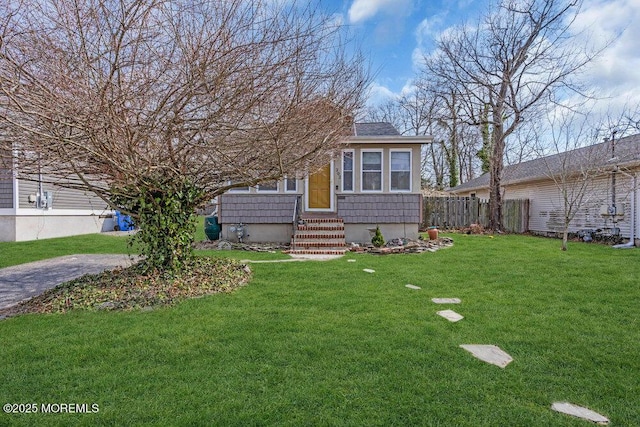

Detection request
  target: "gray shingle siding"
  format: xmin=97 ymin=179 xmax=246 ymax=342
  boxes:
xmin=220 ymin=194 xmax=297 ymax=224
xmin=337 ymin=194 xmax=421 ymax=223
xmin=0 ymin=168 xmax=13 ymax=209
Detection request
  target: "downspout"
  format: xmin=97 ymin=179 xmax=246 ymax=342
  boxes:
xmin=613 ymin=172 xmax=636 ymax=249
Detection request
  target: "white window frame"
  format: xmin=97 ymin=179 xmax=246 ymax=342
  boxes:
xmin=256 ymin=180 xmax=279 ymax=193
xmin=228 ymin=181 xmax=250 ymax=193
xmin=361 ymin=149 xmax=383 ymax=192
xmin=342 ymin=149 xmax=355 ymax=192
xmin=284 ymin=176 xmax=298 ymax=193
xmin=389 ymin=149 xmax=412 ymax=192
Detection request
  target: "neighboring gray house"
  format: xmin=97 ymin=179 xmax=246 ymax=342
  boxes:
xmin=449 ymin=133 xmax=640 ymax=244
xmin=0 ymin=155 xmax=113 ymax=241
xmin=218 ymin=123 xmax=432 ymax=253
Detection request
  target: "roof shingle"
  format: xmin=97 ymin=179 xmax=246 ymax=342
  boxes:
xmin=450 ymin=133 xmax=640 ymax=193
xmin=353 ymin=122 xmax=400 ymax=136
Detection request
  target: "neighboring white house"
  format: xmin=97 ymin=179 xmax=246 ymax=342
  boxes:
xmin=0 ymin=157 xmax=113 ymax=241
xmin=449 ymin=133 xmax=640 ymax=245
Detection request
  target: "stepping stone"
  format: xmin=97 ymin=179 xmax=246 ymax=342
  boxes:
xmin=431 ymin=298 xmax=461 ymax=304
xmin=347 ymin=259 xmax=356 ymax=262
xmin=405 ymin=284 xmax=421 ymax=290
xmin=437 ymin=309 xmax=464 ymax=322
xmin=551 ymin=402 xmax=609 ymax=425
xmin=459 ymin=344 xmax=513 ymax=368
xmin=363 ymin=269 xmax=375 ymax=273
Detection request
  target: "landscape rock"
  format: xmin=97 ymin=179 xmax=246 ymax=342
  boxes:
xmin=350 ymin=237 xmax=453 ymax=254
xmin=460 ymin=344 xmax=513 ymax=368
xmin=432 ymin=298 xmax=461 ymax=304
xmin=551 ymin=402 xmax=609 ymax=425
xmin=97 ymin=301 xmax=117 ymax=310
xmin=437 ymin=309 xmax=464 ymax=322
xmin=193 ymin=241 xmax=289 ymax=252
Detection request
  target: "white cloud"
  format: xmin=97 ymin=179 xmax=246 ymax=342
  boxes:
xmin=411 ymin=15 xmax=463 ymax=74
xmin=330 ymin=12 xmax=345 ymax=27
xmin=348 ymin=0 xmax=411 ymax=24
xmin=571 ymin=0 xmax=640 ymax=115
xmin=411 ymin=15 xmax=447 ymax=70
xmin=365 ymin=82 xmax=398 ymax=107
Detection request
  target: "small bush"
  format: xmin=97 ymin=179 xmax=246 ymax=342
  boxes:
xmin=371 ymin=226 xmax=385 ymax=247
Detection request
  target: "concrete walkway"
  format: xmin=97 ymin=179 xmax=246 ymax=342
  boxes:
xmin=242 ymin=254 xmax=344 ymax=263
xmin=0 ymin=254 xmax=136 ymax=310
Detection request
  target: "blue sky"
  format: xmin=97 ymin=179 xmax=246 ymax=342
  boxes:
xmin=326 ymin=0 xmax=485 ymax=99
xmin=321 ymin=0 xmax=640 ymax=113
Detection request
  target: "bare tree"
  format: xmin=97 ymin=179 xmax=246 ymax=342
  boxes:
xmin=363 ymin=82 xmax=445 ymax=189
xmin=535 ymin=106 xmax=640 ymax=250
xmin=0 ymin=0 xmax=369 ymax=271
xmin=362 ymin=100 xmax=406 ymax=134
xmin=411 ymin=77 xmax=483 ymax=189
xmin=424 ymin=0 xmax=600 ymax=230
xmin=535 ymin=109 xmax=605 ymax=250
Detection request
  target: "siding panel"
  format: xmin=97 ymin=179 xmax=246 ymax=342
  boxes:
xmin=337 ymin=194 xmax=420 ymax=223
xmin=220 ymin=194 xmax=297 ymax=224
xmin=18 ymin=179 xmax=108 ymax=210
xmin=0 ymin=167 xmax=13 ymax=209
xmin=516 ymin=176 xmax=633 ymax=238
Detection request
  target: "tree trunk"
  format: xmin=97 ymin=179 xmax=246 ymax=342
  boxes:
xmin=562 ymin=228 xmax=569 ymax=251
xmin=112 ymin=176 xmax=205 ymax=273
xmin=488 ymin=116 xmax=505 ymax=231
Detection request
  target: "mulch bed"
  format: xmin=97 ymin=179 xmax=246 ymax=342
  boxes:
xmin=0 ymin=258 xmax=251 ymax=319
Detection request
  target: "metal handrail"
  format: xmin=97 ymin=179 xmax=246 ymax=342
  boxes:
xmin=291 ymin=195 xmax=302 ymax=250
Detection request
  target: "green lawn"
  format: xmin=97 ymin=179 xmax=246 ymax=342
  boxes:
xmin=0 ymin=217 xmax=288 ymax=268
xmin=0 ymin=234 xmax=132 ymax=269
xmin=1 ymin=234 xmax=639 ymax=425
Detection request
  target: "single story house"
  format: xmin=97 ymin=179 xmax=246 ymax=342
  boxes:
xmin=218 ymin=123 xmax=433 ymax=253
xmin=0 ymin=156 xmax=113 ymax=241
xmin=449 ymin=133 xmax=640 ymax=244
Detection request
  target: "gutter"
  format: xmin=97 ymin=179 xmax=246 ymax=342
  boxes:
xmin=613 ymin=171 xmax=637 ymax=249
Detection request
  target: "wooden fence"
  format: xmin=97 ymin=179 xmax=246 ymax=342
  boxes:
xmin=422 ymin=197 xmax=529 ymax=233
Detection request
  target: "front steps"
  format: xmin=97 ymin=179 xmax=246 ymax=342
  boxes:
xmin=287 ymin=217 xmax=347 ymax=255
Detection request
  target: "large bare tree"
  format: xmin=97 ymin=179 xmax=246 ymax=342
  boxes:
xmin=424 ymin=0 xmax=599 ymax=230
xmin=0 ymin=0 xmax=369 ymax=271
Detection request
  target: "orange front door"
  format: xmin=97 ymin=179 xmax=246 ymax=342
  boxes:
xmin=308 ymin=164 xmax=331 ymax=209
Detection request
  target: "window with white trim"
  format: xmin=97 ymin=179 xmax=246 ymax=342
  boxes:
xmin=285 ymin=177 xmax=297 ymax=192
xmin=229 ymin=181 xmax=250 ymax=192
xmin=342 ymin=150 xmax=354 ymax=192
xmin=257 ymin=180 xmax=278 ymax=192
xmin=390 ymin=150 xmax=411 ymax=191
xmin=361 ymin=150 xmax=382 ymax=191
